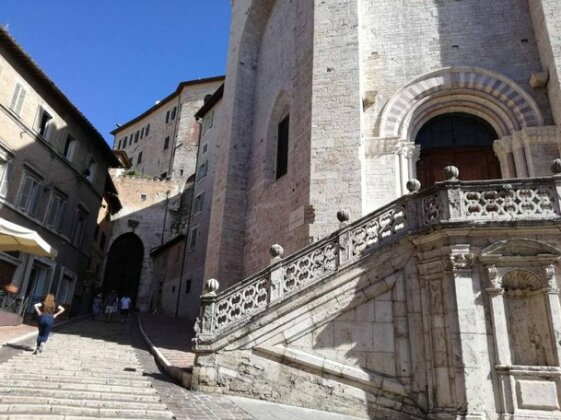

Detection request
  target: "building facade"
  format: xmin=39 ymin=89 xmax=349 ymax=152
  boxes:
xmin=182 ymin=84 xmax=224 ymax=319
xmin=104 ymin=78 xmax=223 ymax=312
xmin=0 ymin=28 xmax=118 ymax=320
xmin=205 ymin=0 xmax=561 ymax=282
xmin=192 ymin=1 xmax=561 ymax=419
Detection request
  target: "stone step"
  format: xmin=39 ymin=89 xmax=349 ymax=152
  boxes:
xmin=0 ymin=416 xmax=127 ymax=420
xmin=0 ymin=396 xmax=167 ymax=411
xmin=0 ymin=367 xmax=145 ymax=379
xmin=0 ymin=373 xmax=152 ymax=387
xmin=0 ymin=380 xmax=157 ymax=395
xmin=0 ymin=364 xmax=145 ymax=375
xmin=0 ymin=387 xmax=162 ymax=403
xmin=0 ymin=403 xmax=174 ymax=418
xmin=15 ymin=354 xmax=140 ymax=363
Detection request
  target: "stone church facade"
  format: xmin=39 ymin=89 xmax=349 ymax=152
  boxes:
xmin=192 ymin=1 xmax=561 ymax=419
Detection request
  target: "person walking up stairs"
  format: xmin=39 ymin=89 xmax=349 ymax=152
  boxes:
xmin=0 ymin=319 xmax=174 ymax=419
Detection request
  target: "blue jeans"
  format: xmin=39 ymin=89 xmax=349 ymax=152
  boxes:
xmin=37 ymin=314 xmax=54 ymax=347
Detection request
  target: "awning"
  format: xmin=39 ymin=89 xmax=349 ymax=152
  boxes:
xmin=0 ymin=218 xmax=57 ymax=258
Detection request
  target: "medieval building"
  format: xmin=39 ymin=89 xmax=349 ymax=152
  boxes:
xmin=105 ymin=77 xmax=223 ymax=314
xmin=189 ymin=1 xmax=561 ymax=419
xmin=0 ymin=27 xmax=119 ymax=323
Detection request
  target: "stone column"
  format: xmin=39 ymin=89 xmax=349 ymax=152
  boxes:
xmin=485 ymin=266 xmax=512 ymax=367
xmin=544 ymin=265 xmax=561 ymax=365
xmin=449 ymin=244 xmax=486 ymax=418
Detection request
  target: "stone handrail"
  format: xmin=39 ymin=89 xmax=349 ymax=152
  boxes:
xmin=194 ymin=174 xmax=561 ymax=347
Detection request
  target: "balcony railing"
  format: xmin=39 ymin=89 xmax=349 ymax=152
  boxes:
xmin=194 ymin=167 xmax=561 ymax=349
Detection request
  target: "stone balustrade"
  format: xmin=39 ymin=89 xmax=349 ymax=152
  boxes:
xmin=194 ymin=172 xmax=561 ymax=348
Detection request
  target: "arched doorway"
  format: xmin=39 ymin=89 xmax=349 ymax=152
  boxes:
xmin=415 ymin=113 xmax=501 ymax=186
xmin=102 ymin=233 xmax=143 ymax=305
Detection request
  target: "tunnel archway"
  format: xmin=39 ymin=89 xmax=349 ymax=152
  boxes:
xmin=102 ymin=233 xmax=143 ymax=305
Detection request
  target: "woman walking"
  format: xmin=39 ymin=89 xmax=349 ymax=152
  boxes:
xmin=33 ymin=293 xmax=65 ymax=354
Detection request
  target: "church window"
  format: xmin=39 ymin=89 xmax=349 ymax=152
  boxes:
xmin=276 ymin=115 xmax=289 ymax=179
xmin=171 ymin=106 xmax=177 ymax=121
xmin=190 ymin=226 xmax=198 ymax=249
xmin=145 ymin=124 xmax=150 ymax=136
xmin=137 ymin=152 xmax=143 ymax=164
xmin=164 ymin=136 xmax=170 ymax=150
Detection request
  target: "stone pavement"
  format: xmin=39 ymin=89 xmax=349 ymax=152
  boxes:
xmin=0 ymin=321 xmax=36 ymax=346
xmin=138 ymin=314 xmax=196 ymax=371
xmin=0 ymin=317 xmax=363 ymax=419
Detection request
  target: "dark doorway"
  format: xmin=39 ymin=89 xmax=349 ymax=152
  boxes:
xmin=415 ymin=113 xmax=501 ymax=185
xmin=102 ymin=233 xmax=143 ymax=305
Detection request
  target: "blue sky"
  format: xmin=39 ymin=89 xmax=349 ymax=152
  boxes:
xmin=2 ymin=1 xmax=231 ymax=142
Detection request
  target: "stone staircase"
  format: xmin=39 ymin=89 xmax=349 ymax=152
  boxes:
xmin=0 ymin=321 xmax=174 ymax=419
xmin=192 ymin=174 xmax=561 ymax=419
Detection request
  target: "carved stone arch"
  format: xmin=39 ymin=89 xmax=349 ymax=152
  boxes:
xmin=379 ymin=67 xmax=544 ymax=141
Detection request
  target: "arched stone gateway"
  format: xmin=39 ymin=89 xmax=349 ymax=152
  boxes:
xmin=102 ymin=233 xmax=144 ymax=306
xmin=365 ymin=67 xmax=558 ymax=210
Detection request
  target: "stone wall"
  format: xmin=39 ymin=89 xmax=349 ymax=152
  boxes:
xmin=530 ymin=0 xmax=561 ymax=125
xmin=107 ymin=174 xmax=185 ymax=311
xmin=361 ymin=0 xmax=553 ymax=211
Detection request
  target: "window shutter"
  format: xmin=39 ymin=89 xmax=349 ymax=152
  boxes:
xmin=18 ymin=176 xmax=34 ymax=209
xmin=15 ymin=88 xmax=26 ymax=115
xmin=30 ymin=183 xmax=43 ymax=217
xmin=0 ymin=161 xmax=12 ymax=197
xmin=55 ymin=198 xmax=66 ymax=231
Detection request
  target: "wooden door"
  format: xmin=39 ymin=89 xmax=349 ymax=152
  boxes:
xmin=417 ymin=147 xmax=501 ymax=187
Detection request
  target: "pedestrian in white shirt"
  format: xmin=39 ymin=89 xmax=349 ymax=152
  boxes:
xmin=120 ymin=294 xmax=132 ymax=323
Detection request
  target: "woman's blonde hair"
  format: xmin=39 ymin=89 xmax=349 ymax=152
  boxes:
xmin=43 ymin=293 xmax=56 ymax=314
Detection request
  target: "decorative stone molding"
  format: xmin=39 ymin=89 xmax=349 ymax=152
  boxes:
xmin=529 ymin=71 xmax=549 ymax=88
xmin=545 ymin=264 xmax=558 ymax=293
xmin=449 ymin=244 xmax=474 ymax=270
xmin=379 ymin=66 xmax=544 ymax=141
xmin=405 ymin=179 xmax=421 ymax=193
xmin=487 ymin=265 xmax=502 ymax=291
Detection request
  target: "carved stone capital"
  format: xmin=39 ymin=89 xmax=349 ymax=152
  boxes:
xmin=545 ymin=264 xmax=559 ymax=293
xmin=487 ymin=265 xmax=502 ymax=290
xmin=450 ymin=245 xmax=474 ymax=270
